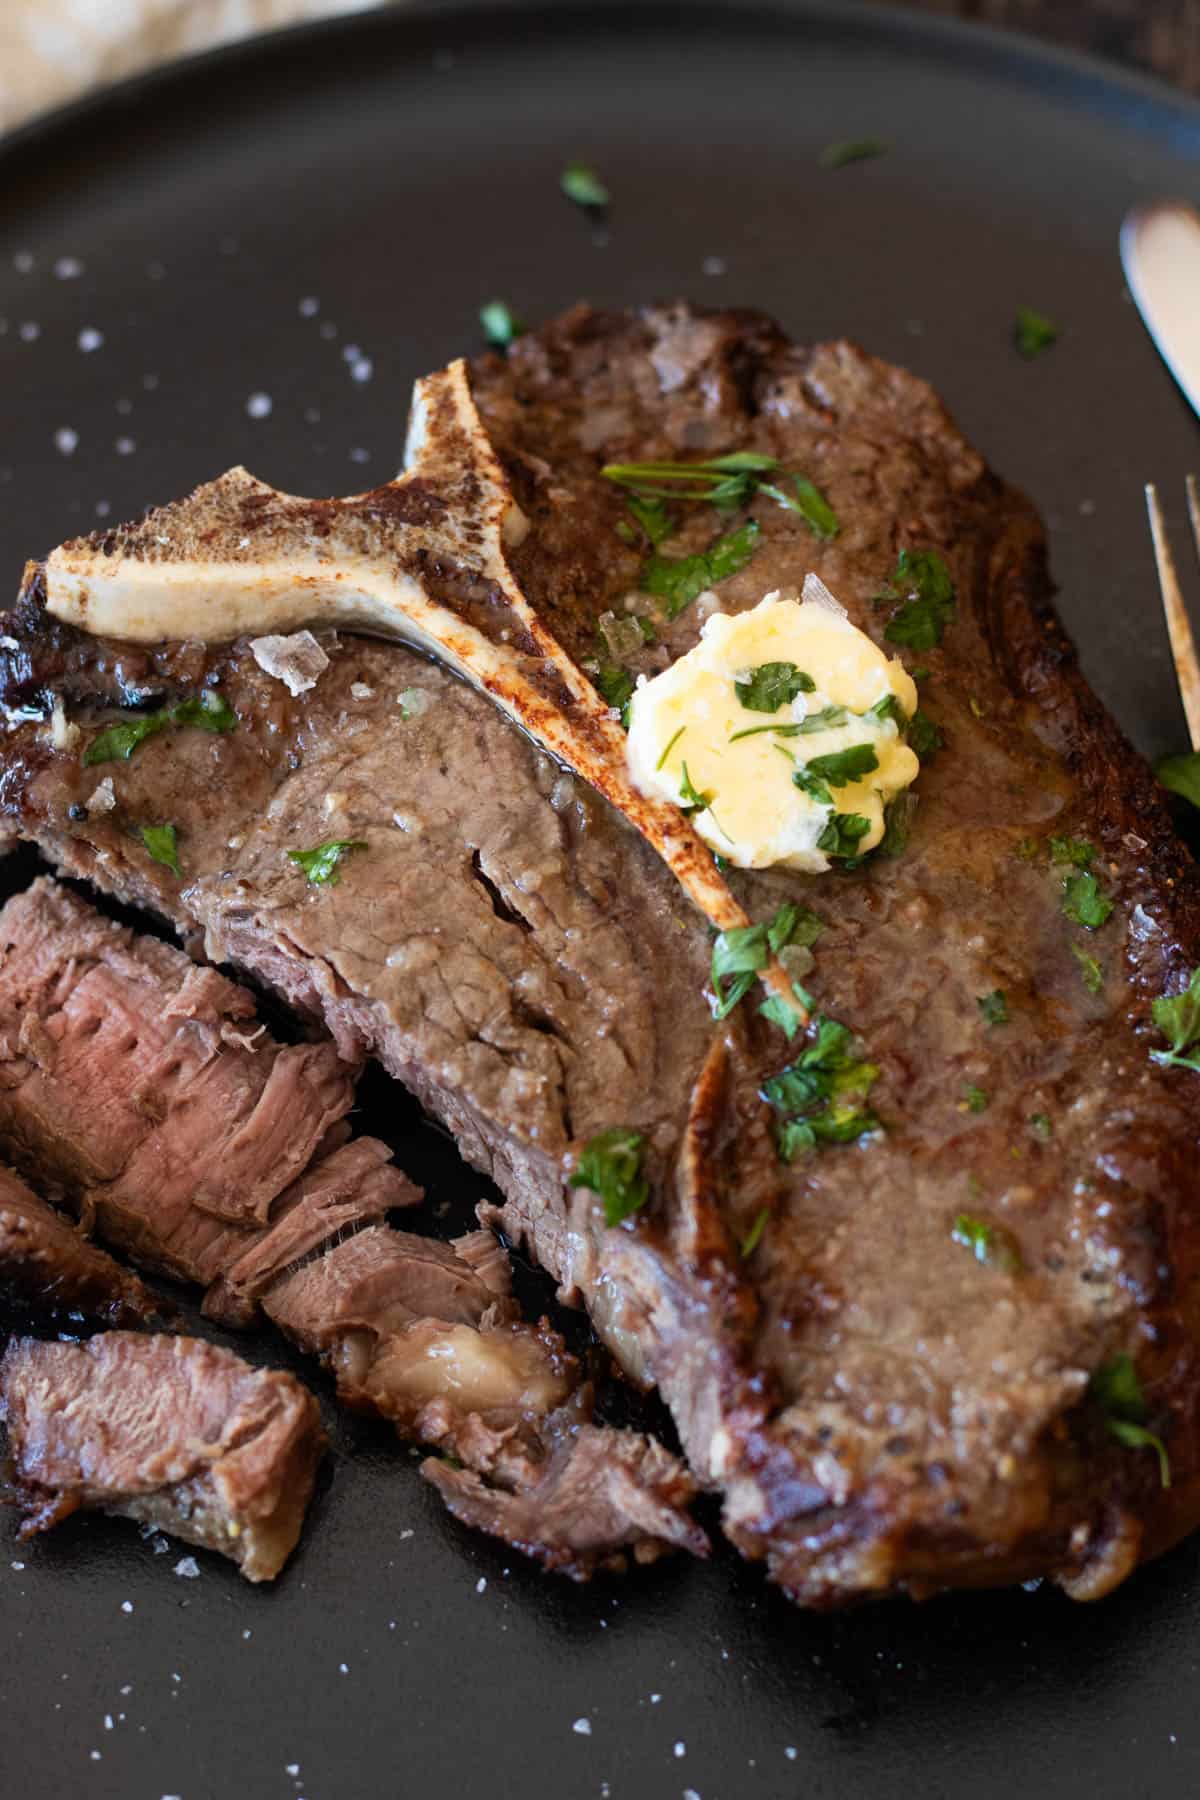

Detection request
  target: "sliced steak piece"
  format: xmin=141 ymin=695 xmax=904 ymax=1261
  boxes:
xmin=201 ymin=1137 xmax=409 ymax=1328
xmin=264 ymin=1222 xmax=705 ymax=1577
xmin=0 ymin=1163 xmax=161 ymax=1326
xmin=0 ymin=878 xmax=416 ymax=1293
xmin=0 ymin=1332 xmax=324 ymax=1581
xmin=424 ymin=1426 xmax=709 ymax=1577
xmin=0 ymin=881 xmax=704 ymax=1576
xmin=3 ymin=305 xmax=1200 ymax=1604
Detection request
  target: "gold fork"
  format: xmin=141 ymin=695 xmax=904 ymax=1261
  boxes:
xmin=1146 ymin=475 xmax=1200 ymax=753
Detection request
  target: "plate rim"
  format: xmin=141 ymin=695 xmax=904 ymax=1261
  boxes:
xmin=1 ymin=0 xmax=1198 ymax=179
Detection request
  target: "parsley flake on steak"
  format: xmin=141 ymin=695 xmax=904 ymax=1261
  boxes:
xmin=1090 ymin=1355 xmax=1171 ymax=1488
xmin=138 ymin=823 xmax=180 ymax=875
xmin=1151 ymin=967 xmax=1200 ymax=1073
xmin=569 ymin=1127 xmax=647 ymax=1226
xmin=642 ymin=521 xmax=761 ymax=618
xmin=83 ymin=689 xmax=237 ymax=766
xmin=880 ymin=549 xmax=956 ymax=651
xmin=951 ymin=1213 xmax=1023 ymax=1274
xmin=288 ymin=839 xmax=368 ymax=886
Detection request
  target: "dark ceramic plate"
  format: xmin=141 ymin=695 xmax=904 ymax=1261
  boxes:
xmin=2 ymin=5 xmax=1200 ymax=1797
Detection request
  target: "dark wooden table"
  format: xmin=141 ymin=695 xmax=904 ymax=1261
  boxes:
xmin=886 ymin=0 xmax=1200 ymax=93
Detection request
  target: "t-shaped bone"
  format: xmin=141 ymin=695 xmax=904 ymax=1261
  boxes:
xmin=33 ymin=359 xmax=800 ymax=1020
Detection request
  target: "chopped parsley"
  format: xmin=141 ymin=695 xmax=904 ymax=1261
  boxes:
xmin=977 ymin=989 xmax=1009 ymax=1026
xmin=758 ymin=475 xmax=840 ymax=540
xmin=1049 ymin=836 xmax=1094 ymax=868
xmin=869 ymin=693 xmax=907 ymax=728
xmin=794 ymin=704 xmax=849 ymax=734
xmin=677 ymin=762 xmax=713 ymax=817
xmin=139 ymin=823 xmax=180 ymax=875
xmin=1089 ymin=1354 xmax=1170 ymax=1488
xmin=560 ymin=161 xmax=609 ymax=208
xmin=880 ymin=549 xmax=956 ymax=651
xmin=763 ymin=1014 xmax=881 ymax=1159
xmin=734 ymin=660 xmax=816 ymax=713
xmin=626 ymin=495 xmax=673 ymax=546
xmin=1061 ymin=870 xmax=1113 ymax=930
xmin=816 ymin=812 xmax=872 ymax=859
xmin=879 ymin=794 xmax=916 ymax=858
xmin=793 ymin=766 xmax=832 ymax=806
xmin=287 ymin=838 xmax=368 ymax=886
xmin=83 ymin=689 xmax=237 ymax=766
xmin=803 ymin=744 xmax=879 ymax=787
xmin=1156 ymin=751 xmax=1200 ymax=811
xmin=1071 ymin=942 xmax=1104 ymax=995
xmin=710 ymin=902 xmax=810 ymax=1021
xmin=657 ymin=725 xmax=686 ymax=771
xmin=642 ymin=520 xmax=761 ymax=618
xmin=479 ymin=300 xmax=525 ymax=347
xmin=1150 ymin=966 xmax=1200 ymax=1073
xmin=601 ymin=451 xmax=777 ymax=506
xmin=728 ymin=722 xmax=804 ymax=745
xmin=570 ymin=1127 xmax=647 ymax=1226
xmin=819 ymin=137 xmax=889 ymax=168
xmin=1029 ymin=1112 xmax=1053 ymax=1140
xmin=1015 ymin=305 xmax=1059 ymax=359
xmin=594 ymin=664 xmax=634 ymax=723
xmin=601 ymin=451 xmax=836 ymax=531
xmin=739 ymin=1207 xmax=770 ymax=1259
xmin=906 ymin=709 xmax=943 ymax=759
xmin=964 ymin=1085 xmax=989 ymax=1114
xmin=951 ymin=1213 xmax=1023 ymax=1275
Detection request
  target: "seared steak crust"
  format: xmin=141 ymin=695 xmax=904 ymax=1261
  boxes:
xmin=2 ymin=305 xmax=1199 ymax=1603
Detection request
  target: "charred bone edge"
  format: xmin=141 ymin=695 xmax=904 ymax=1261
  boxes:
xmin=31 ymin=358 xmax=798 ymax=1018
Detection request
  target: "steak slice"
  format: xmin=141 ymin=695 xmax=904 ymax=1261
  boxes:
xmin=0 ymin=880 xmax=705 ymax=1576
xmin=0 ymin=1332 xmax=324 ymax=1581
xmin=0 ymin=1162 xmax=161 ymax=1326
xmin=3 ymin=304 xmax=1200 ymax=1604
xmin=0 ymin=877 xmax=417 ymax=1293
xmin=248 ymin=1223 xmax=708 ymax=1576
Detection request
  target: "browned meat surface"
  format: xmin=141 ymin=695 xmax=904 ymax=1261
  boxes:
xmin=3 ymin=304 xmax=1199 ymax=1604
xmin=0 ymin=1332 xmax=324 ymax=1581
xmin=0 ymin=880 xmax=704 ymax=1577
xmin=425 ymin=1426 xmax=710 ymax=1577
xmin=263 ymin=1222 xmax=706 ymax=1576
xmin=0 ymin=1162 xmax=161 ymax=1326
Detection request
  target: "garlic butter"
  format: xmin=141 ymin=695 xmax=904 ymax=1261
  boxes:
xmin=626 ymin=583 xmax=920 ymax=873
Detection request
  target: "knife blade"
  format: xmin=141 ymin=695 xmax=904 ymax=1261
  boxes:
xmin=1121 ymin=200 xmax=1200 ymax=420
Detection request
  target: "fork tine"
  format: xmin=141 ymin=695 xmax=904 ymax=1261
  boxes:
xmin=1188 ymin=473 xmax=1200 ymax=572
xmin=1146 ymin=482 xmax=1200 ymax=753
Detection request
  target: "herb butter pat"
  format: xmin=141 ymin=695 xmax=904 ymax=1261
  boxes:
xmin=626 ymin=586 xmax=920 ymax=872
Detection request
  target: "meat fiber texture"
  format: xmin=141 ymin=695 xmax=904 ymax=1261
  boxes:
xmin=2 ymin=304 xmax=1200 ymax=1604
xmin=0 ymin=1160 xmax=162 ymax=1326
xmin=0 ymin=1332 xmax=325 ymax=1581
xmin=0 ymin=880 xmax=706 ymax=1579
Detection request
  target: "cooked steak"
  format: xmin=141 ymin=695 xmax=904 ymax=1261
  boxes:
xmin=0 ymin=878 xmax=417 ymax=1293
xmin=0 ymin=1332 xmax=324 ymax=1580
xmin=0 ymin=879 xmax=705 ymax=1576
xmin=0 ymin=1162 xmax=161 ymax=1326
xmin=264 ymin=1220 xmax=707 ymax=1575
xmin=3 ymin=304 xmax=1200 ymax=1604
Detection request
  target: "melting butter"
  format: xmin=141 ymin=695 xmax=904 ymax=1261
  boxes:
xmin=626 ymin=586 xmax=920 ymax=873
